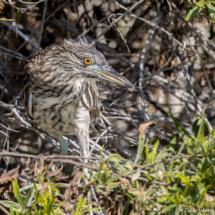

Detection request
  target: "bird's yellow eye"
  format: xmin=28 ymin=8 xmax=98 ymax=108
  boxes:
xmin=84 ymin=57 xmax=92 ymax=65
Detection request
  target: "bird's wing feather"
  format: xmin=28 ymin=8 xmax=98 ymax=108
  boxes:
xmin=82 ymin=82 xmax=100 ymax=121
xmin=23 ymin=72 xmax=33 ymax=119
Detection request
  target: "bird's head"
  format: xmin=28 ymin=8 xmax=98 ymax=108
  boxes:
xmin=64 ymin=38 xmax=134 ymax=90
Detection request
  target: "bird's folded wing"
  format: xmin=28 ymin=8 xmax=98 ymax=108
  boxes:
xmin=82 ymin=82 xmax=100 ymax=121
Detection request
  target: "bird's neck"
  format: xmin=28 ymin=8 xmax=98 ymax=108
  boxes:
xmin=58 ymin=75 xmax=87 ymax=100
xmin=31 ymin=71 xmax=87 ymax=102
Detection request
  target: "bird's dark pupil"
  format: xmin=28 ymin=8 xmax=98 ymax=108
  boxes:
xmin=87 ymin=59 xmax=90 ymax=62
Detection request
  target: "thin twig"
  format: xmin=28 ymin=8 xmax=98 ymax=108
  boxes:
xmin=0 ymin=152 xmax=100 ymax=160
xmin=37 ymin=0 xmax=48 ymax=48
xmin=0 ymin=21 xmax=41 ymax=50
xmin=139 ymin=17 xmax=161 ymax=122
xmin=0 ymin=205 xmax=11 ymax=215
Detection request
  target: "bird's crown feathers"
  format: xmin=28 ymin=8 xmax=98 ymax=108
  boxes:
xmin=64 ymin=37 xmax=107 ymax=66
xmin=64 ymin=37 xmax=94 ymax=50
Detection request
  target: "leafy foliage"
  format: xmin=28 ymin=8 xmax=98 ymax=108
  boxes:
xmin=86 ymin=112 xmax=215 ymax=214
xmin=1 ymin=113 xmax=215 ymax=214
xmin=0 ymin=177 xmax=64 ymax=215
xmin=74 ymin=197 xmax=102 ymax=215
xmin=0 ymin=0 xmax=215 ymax=214
xmin=185 ymin=0 xmax=215 ymax=23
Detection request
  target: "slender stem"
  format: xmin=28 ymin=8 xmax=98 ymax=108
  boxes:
xmin=37 ymin=0 xmax=48 ymax=49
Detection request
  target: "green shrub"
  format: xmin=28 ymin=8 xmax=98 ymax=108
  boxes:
xmin=1 ymin=111 xmax=215 ymax=214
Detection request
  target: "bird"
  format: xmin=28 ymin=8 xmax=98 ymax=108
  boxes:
xmin=23 ymin=38 xmax=134 ymax=161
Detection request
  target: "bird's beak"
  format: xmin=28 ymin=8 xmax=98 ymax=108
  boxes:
xmin=87 ymin=65 xmax=135 ymax=90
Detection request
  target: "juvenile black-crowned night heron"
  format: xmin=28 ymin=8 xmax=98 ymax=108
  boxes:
xmin=23 ymin=38 xmax=134 ymax=159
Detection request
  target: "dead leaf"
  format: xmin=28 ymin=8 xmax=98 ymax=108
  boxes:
xmin=38 ymin=182 xmax=49 ymax=195
xmin=139 ymin=121 xmax=156 ymax=136
xmin=7 ymin=0 xmax=15 ymax=4
xmin=64 ymin=170 xmax=82 ymax=204
xmin=84 ymin=179 xmax=95 ymax=188
xmin=157 ymin=170 xmax=164 ymax=180
xmin=34 ymin=157 xmax=45 ymax=177
xmin=105 ymin=207 xmax=111 ymax=215
xmin=47 ymin=158 xmax=54 ymax=171
xmin=135 ymin=182 xmax=147 ymax=208
xmin=120 ymin=177 xmax=130 ymax=185
xmin=0 ymin=166 xmax=19 ymax=184
xmin=46 ymin=161 xmax=63 ymax=178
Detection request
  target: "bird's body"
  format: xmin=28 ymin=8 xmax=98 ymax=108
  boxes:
xmin=23 ymin=39 xmax=134 ymax=157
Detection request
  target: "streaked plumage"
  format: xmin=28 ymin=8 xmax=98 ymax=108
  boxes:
xmin=23 ymin=38 xmax=134 ymax=158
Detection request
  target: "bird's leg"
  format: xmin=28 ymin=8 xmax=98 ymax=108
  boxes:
xmin=51 ymin=136 xmax=68 ymax=173
xmin=58 ymin=136 xmax=68 ymax=155
xmin=74 ymin=106 xmax=90 ymax=179
xmin=75 ymin=116 xmax=92 ymax=212
xmin=75 ymin=124 xmax=90 ymax=179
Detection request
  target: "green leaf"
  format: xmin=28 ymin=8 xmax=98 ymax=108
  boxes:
xmin=164 ymin=109 xmax=189 ymax=140
xmin=162 ymin=204 xmax=177 ymax=213
xmin=169 ymin=134 xmax=178 ymax=150
xmin=134 ymin=134 xmax=145 ymax=164
xmin=211 ymin=1 xmax=215 ymax=7
xmin=125 ymin=162 xmax=132 ymax=170
xmin=123 ymin=204 xmax=129 ymax=215
xmin=132 ymin=168 xmax=140 ymax=182
xmin=105 ymin=154 xmax=122 ymax=163
xmin=34 ymin=183 xmax=39 ymax=202
xmin=76 ymin=197 xmax=85 ymax=212
xmin=192 ymin=119 xmax=199 ymax=138
xmin=166 ymin=196 xmax=179 ymax=204
xmin=126 ymin=193 xmax=135 ymax=204
xmin=0 ymin=18 xmax=14 ymax=21
xmin=209 ymin=128 xmax=215 ymax=140
xmin=185 ymin=6 xmax=201 ymax=21
xmin=114 ymin=163 xmax=127 ymax=174
xmin=107 ymin=182 xmax=119 ymax=189
xmin=104 ymin=165 xmax=111 ymax=182
xmin=98 ymin=147 xmax=104 ymax=181
xmin=53 ymin=187 xmax=60 ymax=197
xmin=23 ymin=188 xmax=33 ymax=207
xmin=174 ymin=173 xmax=190 ymax=185
xmin=203 ymin=118 xmax=212 ymax=133
xmin=128 ymin=189 xmax=140 ymax=197
xmin=150 ymin=139 xmax=159 ymax=163
xmin=10 ymin=206 xmax=15 ymax=215
xmin=187 ymin=3 xmax=198 ymax=8
xmin=12 ymin=180 xmax=26 ymax=211
xmin=196 ymin=0 xmax=205 ymax=9
xmin=174 ymin=174 xmax=191 ymax=195
xmin=143 ymin=171 xmax=153 ymax=180
xmin=207 ymin=4 xmax=215 ymax=23
xmin=104 ymin=172 xmax=125 ymax=185
xmin=155 ymin=148 xmax=174 ymax=163
xmin=105 ymin=154 xmax=126 ymax=173
xmin=0 ymin=201 xmax=20 ymax=209
xmin=129 ymin=209 xmax=134 ymax=215
xmin=144 ymin=140 xmax=149 ymax=162
xmin=197 ymin=111 xmax=206 ymax=152
xmin=96 ymin=185 xmax=106 ymax=189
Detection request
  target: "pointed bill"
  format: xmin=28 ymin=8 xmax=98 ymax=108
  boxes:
xmin=87 ymin=65 xmax=135 ymax=90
